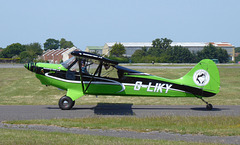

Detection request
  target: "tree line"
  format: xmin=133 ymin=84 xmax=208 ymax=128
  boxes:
xmin=0 ymin=38 xmax=74 ymax=62
xmin=109 ymin=38 xmax=230 ymax=63
xmin=0 ymin=37 xmax=232 ymax=63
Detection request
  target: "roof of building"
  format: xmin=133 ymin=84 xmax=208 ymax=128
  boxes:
xmin=42 ymin=47 xmax=79 ymax=56
xmin=86 ymin=46 xmax=104 ymax=50
xmin=105 ymin=42 xmax=152 ymax=47
xmin=56 ymin=49 xmax=68 ymax=56
xmin=43 ymin=49 xmax=55 ymax=56
xmin=214 ymin=42 xmax=234 ymax=47
xmin=105 ymin=42 xmax=234 ymax=48
xmin=172 ymin=42 xmax=206 ymax=47
xmin=62 ymin=47 xmax=78 ymax=55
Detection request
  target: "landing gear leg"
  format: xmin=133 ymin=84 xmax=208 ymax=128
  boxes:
xmin=198 ymin=97 xmax=213 ymax=110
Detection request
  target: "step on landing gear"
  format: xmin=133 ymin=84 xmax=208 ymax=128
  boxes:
xmin=198 ymin=97 xmax=213 ymax=110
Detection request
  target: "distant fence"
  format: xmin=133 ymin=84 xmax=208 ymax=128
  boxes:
xmin=0 ymin=58 xmax=20 ymax=63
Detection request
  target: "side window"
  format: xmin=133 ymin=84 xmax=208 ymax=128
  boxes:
xmin=87 ymin=61 xmax=99 ymax=76
xmin=64 ymin=58 xmax=79 ymax=72
xmin=69 ymin=62 xmax=79 ymax=72
xmin=76 ymin=57 xmax=119 ymax=79
xmin=80 ymin=58 xmax=100 ymax=76
xmin=100 ymin=63 xmax=118 ymax=79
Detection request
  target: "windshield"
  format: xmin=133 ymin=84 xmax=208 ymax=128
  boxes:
xmin=61 ymin=57 xmax=76 ymax=69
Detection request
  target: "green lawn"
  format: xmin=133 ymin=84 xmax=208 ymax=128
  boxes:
xmin=1 ymin=67 xmax=239 ymax=144
xmin=0 ymin=67 xmax=239 ymax=106
xmin=1 ymin=128 xmax=208 ymax=145
xmin=5 ymin=116 xmax=240 ymax=136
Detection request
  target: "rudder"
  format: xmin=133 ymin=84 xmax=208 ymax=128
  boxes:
xmin=178 ymin=59 xmax=220 ymax=96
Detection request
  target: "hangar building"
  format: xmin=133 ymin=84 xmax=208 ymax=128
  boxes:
xmin=85 ymin=46 xmax=103 ymax=55
xmin=101 ymin=42 xmax=235 ymax=60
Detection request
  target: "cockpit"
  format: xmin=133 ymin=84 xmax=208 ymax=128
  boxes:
xmin=61 ymin=56 xmax=119 ymax=80
xmin=60 ymin=51 xmax=143 ymax=82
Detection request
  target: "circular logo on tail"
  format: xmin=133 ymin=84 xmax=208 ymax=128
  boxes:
xmin=193 ymin=69 xmax=210 ymax=86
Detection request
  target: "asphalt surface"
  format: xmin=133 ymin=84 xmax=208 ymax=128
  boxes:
xmin=0 ymin=64 xmax=24 ymax=68
xmin=1 ymin=104 xmax=240 ymax=121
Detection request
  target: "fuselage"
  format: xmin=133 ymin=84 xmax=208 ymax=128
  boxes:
xmin=25 ymin=61 xmax=213 ymax=101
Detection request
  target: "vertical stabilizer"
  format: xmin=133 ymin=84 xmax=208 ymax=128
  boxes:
xmin=178 ymin=59 xmax=220 ymax=96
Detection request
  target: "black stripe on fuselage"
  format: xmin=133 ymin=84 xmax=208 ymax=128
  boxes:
xmin=35 ymin=66 xmax=215 ymax=97
xmin=124 ymin=76 xmax=215 ymax=97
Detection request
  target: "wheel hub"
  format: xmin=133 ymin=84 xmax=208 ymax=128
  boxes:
xmin=63 ymin=100 xmax=69 ymax=107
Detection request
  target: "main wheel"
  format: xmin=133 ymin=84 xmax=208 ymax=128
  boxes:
xmin=58 ymin=96 xmax=74 ymax=110
xmin=206 ymin=104 xmax=213 ymax=110
xmin=72 ymin=101 xmax=75 ymax=107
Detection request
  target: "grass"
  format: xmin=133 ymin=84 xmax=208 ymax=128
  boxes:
xmin=0 ymin=68 xmax=64 ymax=105
xmin=1 ymin=66 xmax=239 ymax=144
xmin=1 ymin=128 xmax=208 ymax=145
xmin=0 ymin=67 xmax=240 ymax=105
xmin=5 ymin=116 xmax=240 ymax=136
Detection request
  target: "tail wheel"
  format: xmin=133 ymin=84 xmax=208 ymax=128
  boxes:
xmin=206 ymin=104 xmax=213 ymax=110
xmin=197 ymin=97 xmax=213 ymax=111
xmin=58 ymin=96 xmax=74 ymax=110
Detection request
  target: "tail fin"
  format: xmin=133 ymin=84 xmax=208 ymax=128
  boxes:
xmin=179 ymin=59 xmax=220 ymax=96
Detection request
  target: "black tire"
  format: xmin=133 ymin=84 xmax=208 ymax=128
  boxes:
xmin=58 ymin=96 xmax=74 ymax=110
xmin=72 ymin=101 xmax=75 ymax=107
xmin=206 ymin=104 xmax=213 ymax=110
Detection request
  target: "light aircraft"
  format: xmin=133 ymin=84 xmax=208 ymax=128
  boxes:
xmin=25 ymin=51 xmax=220 ymax=110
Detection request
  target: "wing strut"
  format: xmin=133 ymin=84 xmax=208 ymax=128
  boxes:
xmin=78 ymin=58 xmax=85 ymax=92
xmin=84 ymin=61 xmax=102 ymax=93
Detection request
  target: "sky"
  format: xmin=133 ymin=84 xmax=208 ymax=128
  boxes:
xmin=0 ymin=0 xmax=239 ymax=50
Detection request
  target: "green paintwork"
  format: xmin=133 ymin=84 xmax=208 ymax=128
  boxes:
xmin=36 ymin=73 xmax=84 ymax=101
xmin=36 ymin=63 xmax=68 ymax=71
xmin=126 ymin=59 xmax=220 ymax=96
xmin=177 ymin=59 xmax=220 ymax=94
xmin=26 ymin=59 xmax=220 ymax=102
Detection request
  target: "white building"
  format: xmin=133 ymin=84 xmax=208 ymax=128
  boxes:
xmin=85 ymin=46 xmax=103 ymax=55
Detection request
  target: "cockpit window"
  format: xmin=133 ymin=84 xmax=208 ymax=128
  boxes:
xmin=100 ymin=62 xmax=118 ymax=79
xmin=81 ymin=58 xmax=100 ymax=76
xmin=63 ymin=56 xmax=120 ymax=79
xmin=61 ymin=57 xmax=79 ymax=71
xmin=61 ymin=57 xmax=76 ymax=69
xmin=78 ymin=57 xmax=118 ymax=79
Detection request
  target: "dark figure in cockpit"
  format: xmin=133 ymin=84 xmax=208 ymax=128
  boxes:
xmin=81 ymin=62 xmax=89 ymax=75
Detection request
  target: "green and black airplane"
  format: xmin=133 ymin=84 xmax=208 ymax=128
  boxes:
xmin=25 ymin=51 xmax=220 ymax=110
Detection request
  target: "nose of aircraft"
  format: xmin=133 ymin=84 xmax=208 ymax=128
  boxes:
xmin=24 ymin=63 xmax=36 ymax=72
